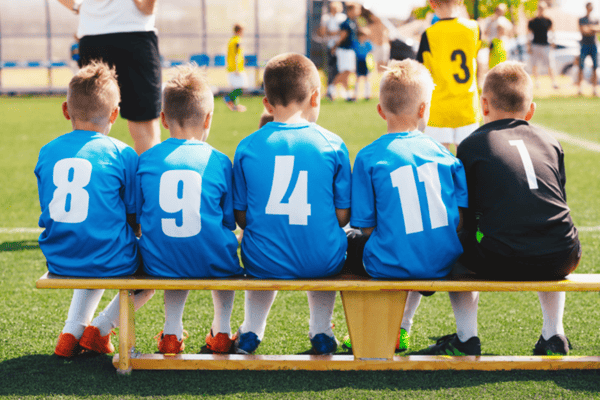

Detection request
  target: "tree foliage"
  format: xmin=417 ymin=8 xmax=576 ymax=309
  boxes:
xmin=413 ymin=0 xmax=539 ymax=21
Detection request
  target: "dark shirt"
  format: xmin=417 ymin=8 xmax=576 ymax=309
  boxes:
xmin=528 ymin=17 xmax=553 ymax=45
xmin=456 ymin=119 xmax=577 ymax=258
xmin=339 ymin=18 xmax=358 ymax=49
xmin=579 ymin=15 xmax=598 ymax=45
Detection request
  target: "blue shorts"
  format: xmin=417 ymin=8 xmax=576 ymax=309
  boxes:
xmin=580 ymin=43 xmax=598 ymax=69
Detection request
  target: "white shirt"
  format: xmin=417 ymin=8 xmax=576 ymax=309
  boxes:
xmin=77 ymin=0 xmax=156 ymax=38
xmin=320 ymin=12 xmax=347 ymax=48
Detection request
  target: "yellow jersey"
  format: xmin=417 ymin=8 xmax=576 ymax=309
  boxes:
xmin=417 ymin=18 xmax=481 ymax=128
xmin=227 ymin=35 xmax=244 ymax=73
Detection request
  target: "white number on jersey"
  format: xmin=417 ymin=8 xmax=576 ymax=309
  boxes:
xmin=390 ymin=162 xmax=448 ymax=234
xmin=49 ymin=158 xmax=92 ymax=223
xmin=509 ymin=140 xmax=538 ymax=190
xmin=265 ymin=156 xmax=311 ymax=225
xmin=159 ymin=170 xmax=202 ymax=238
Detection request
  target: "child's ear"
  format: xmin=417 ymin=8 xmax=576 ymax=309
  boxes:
xmin=524 ymin=102 xmax=536 ymax=121
xmin=62 ymin=101 xmax=71 ymax=120
xmin=160 ymin=111 xmax=169 ymax=130
xmin=418 ymin=102 xmax=426 ymax=119
xmin=109 ymin=107 xmax=119 ymax=124
xmin=262 ymin=96 xmax=275 ymax=114
xmin=377 ymin=103 xmax=387 ymax=121
xmin=204 ymin=111 xmax=213 ymax=130
xmin=481 ymin=96 xmax=490 ymax=116
xmin=310 ymin=89 xmax=320 ymax=108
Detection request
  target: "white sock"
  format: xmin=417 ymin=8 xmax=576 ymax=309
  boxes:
xmin=91 ymin=289 xmax=155 ymax=336
xmin=449 ymin=291 xmax=479 ymax=342
xmin=327 ymin=84 xmax=335 ymax=96
xmin=211 ymin=290 xmax=235 ymax=335
xmin=63 ymin=289 xmax=105 ymax=338
xmin=339 ymin=87 xmax=347 ymax=99
xmin=240 ymin=290 xmax=277 ymax=340
xmin=538 ymin=291 xmax=566 ymax=340
xmin=364 ymin=78 xmax=371 ymax=98
xmin=163 ymin=290 xmax=189 ymax=340
xmin=307 ymin=291 xmax=336 ymax=338
xmin=401 ymin=291 xmax=422 ymax=333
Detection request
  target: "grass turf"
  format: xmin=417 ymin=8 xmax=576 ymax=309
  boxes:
xmin=1 ymin=95 xmax=599 ymax=399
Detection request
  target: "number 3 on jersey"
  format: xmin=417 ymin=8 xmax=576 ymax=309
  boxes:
xmin=266 ymin=156 xmax=311 ymax=225
xmin=391 ymin=162 xmax=448 ymax=234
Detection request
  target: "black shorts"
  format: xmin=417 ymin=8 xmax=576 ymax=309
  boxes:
xmin=458 ymin=231 xmax=582 ymax=281
xmin=356 ymin=59 xmax=368 ymax=77
xmin=341 ymin=228 xmax=371 ymax=277
xmin=79 ymin=31 xmax=162 ymax=121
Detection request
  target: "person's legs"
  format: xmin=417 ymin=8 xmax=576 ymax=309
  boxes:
xmin=236 ymin=290 xmax=278 ymax=353
xmin=449 ymin=291 xmax=479 ymax=342
xmin=401 ymin=291 xmax=422 ymax=334
xmin=128 ymin=119 xmax=161 ymax=155
xmin=163 ymin=290 xmax=189 ymax=340
xmin=90 ymin=289 xmax=155 ymax=336
xmin=62 ymin=289 xmax=105 ymax=338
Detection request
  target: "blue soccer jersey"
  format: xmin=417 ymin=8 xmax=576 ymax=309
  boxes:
xmin=35 ymin=130 xmax=140 ymax=277
xmin=233 ymin=121 xmax=352 ymax=279
xmin=137 ymin=138 xmax=243 ymax=278
xmin=351 ymin=131 xmax=468 ymax=279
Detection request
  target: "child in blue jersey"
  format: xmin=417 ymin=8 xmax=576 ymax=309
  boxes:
xmin=35 ymin=62 xmax=154 ymax=358
xmin=344 ymin=59 xmax=468 ymax=352
xmin=232 ymin=53 xmax=352 ymax=355
xmin=354 ymin=29 xmax=373 ymax=100
xmin=137 ymin=66 xmax=244 ymax=354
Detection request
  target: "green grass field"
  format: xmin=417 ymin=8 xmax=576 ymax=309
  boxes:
xmin=1 ymin=95 xmax=599 ymax=399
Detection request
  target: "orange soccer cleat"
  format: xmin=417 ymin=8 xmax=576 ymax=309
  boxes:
xmin=54 ymin=332 xmax=81 ymax=358
xmin=205 ymin=330 xmax=236 ymax=354
xmin=155 ymin=330 xmax=188 ymax=354
xmin=79 ymin=325 xmax=115 ymax=354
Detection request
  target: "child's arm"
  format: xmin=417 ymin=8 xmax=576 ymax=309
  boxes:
xmin=336 ymin=208 xmax=350 ymax=227
xmin=127 ymin=214 xmax=141 ymax=238
xmin=132 ymin=0 xmax=158 ymax=15
xmin=457 ymin=208 xmax=465 ymax=233
xmin=234 ymin=210 xmax=247 ymax=230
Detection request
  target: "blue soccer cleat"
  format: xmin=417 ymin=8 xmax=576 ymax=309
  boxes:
xmin=233 ymin=330 xmax=261 ymax=354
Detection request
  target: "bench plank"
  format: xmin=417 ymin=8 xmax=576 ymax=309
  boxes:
xmin=36 ymin=272 xmax=600 ymax=292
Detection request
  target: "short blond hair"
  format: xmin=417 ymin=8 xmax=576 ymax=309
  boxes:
xmin=163 ymin=65 xmax=214 ymax=128
xmin=67 ymin=61 xmax=120 ymax=125
xmin=263 ymin=53 xmax=320 ymax=107
xmin=483 ymin=61 xmax=533 ymax=113
xmin=379 ymin=59 xmax=434 ymax=116
xmin=430 ymin=0 xmax=464 ymax=6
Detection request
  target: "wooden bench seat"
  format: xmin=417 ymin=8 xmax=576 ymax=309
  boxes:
xmin=36 ymin=272 xmax=600 ymax=374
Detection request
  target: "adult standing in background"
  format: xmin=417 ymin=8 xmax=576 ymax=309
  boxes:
xmin=577 ymin=2 xmax=600 ymax=96
xmin=364 ymin=9 xmax=390 ymax=73
xmin=318 ymin=2 xmax=347 ymax=100
xmin=57 ymin=0 xmax=162 ymax=155
xmin=527 ymin=2 xmax=559 ymax=89
xmin=331 ymin=2 xmax=361 ymax=102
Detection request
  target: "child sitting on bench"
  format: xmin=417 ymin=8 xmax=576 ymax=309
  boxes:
xmin=35 ymin=61 xmax=154 ymax=358
xmin=136 ymin=65 xmax=244 ymax=354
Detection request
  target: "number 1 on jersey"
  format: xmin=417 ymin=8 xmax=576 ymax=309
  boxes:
xmin=266 ymin=156 xmax=311 ymax=225
xmin=509 ymin=140 xmax=538 ymax=190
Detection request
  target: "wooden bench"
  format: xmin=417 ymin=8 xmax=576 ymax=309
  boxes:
xmin=36 ymin=272 xmax=600 ymax=374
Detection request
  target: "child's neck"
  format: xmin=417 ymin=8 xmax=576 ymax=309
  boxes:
xmin=434 ymin=4 xmax=461 ymax=19
xmin=169 ymin=125 xmax=208 ymax=142
xmin=72 ymin=120 xmax=110 ymax=135
xmin=271 ymin=104 xmax=312 ymax=124
xmin=386 ymin=115 xmax=419 ymax=134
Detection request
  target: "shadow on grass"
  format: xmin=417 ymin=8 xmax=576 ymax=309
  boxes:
xmin=0 ymin=240 xmax=40 ymax=252
xmin=1 ymin=354 xmax=599 ymax=397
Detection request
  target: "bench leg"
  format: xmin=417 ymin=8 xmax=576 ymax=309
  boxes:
xmin=340 ymin=290 xmax=408 ymax=360
xmin=117 ymin=289 xmax=135 ymax=375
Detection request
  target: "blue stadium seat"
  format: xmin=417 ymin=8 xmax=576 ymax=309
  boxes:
xmin=190 ymin=54 xmax=210 ymax=67
xmin=27 ymin=61 xmax=42 ymax=68
xmin=213 ymin=55 xmax=226 ymax=67
xmin=51 ymin=61 xmax=68 ymax=67
xmin=245 ymin=55 xmax=258 ymax=67
xmin=2 ymin=61 xmax=18 ymax=68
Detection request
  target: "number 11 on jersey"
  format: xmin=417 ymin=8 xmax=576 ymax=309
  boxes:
xmin=265 ymin=156 xmax=311 ymax=225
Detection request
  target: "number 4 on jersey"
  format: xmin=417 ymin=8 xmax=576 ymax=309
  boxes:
xmin=266 ymin=156 xmax=311 ymax=225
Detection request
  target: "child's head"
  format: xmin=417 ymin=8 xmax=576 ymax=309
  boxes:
xmin=65 ymin=61 xmax=120 ymax=129
xmin=429 ymin=0 xmax=463 ymax=8
xmin=162 ymin=65 xmax=214 ymax=135
xmin=481 ymin=61 xmax=535 ymax=123
xmin=233 ymin=23 xmax=244 ymax=36
xmin=262 ymin=53 xmax=321 ymax=121
xmin=357 ymin=28 xmax=370 ymax=42
xmin=378 ymin=59 xmax=434 ymax=130
xmin=494 ymin=3 xmax=507 ymax=17
xmin=345 ymin=2 xmax=362 ymax=19
xmin=329 ymin=1 xmax=343 ymax=15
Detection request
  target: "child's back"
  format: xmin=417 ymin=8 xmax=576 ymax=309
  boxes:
xmin=234 ymin=120 xmax=350 ymax=279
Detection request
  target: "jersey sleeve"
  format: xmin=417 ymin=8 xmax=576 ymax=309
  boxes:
xmin=219 ymin=153 xmax=237 ymax=231
xmin=416 ymin=31 xmax=430 ymax=64
xmin=350 ymin=151 xmax=376 ymax=228
xmin=135 ymin=163 xmax=144 ymax=224
xmin=333 ymin=142 xmax=352 ymax=209
xmin=453 ymin=159 xmax=469 ymax=209
xmin=232 ymin=141 xmax=248 ymax=211
xmin=121 ymin=146 xmax=139 ymax=215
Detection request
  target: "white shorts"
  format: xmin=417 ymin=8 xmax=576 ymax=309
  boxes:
xmin=530 ymin=44 xmax=556 ymax=71
xmin=228 ymin=72 xmax=248 ymax=89
xmin=336 ymin=48 xmax=356 ymax=73
xmin=424 ymin=122 xmax=479 ymax=145
xmin=372 ymin=42 xmax=391 ymax=65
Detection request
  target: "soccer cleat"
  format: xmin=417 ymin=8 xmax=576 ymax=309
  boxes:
xmin=427 ymin=333 xmax=481 ymax=356
xmin=233 ymin=330 xmax=261 ymax=354
xmin=79 ymin=325 xmax=115 ymax=354
xmin=303 ymin=333 xmax=338 ymax=355
xmin=54 ymin=332 xmax=81 ymax=358
xmin=533 ymin=334 xmax=572 ymax=356
xmin=341 ymin=335 xmax=352 ymax=352
xmin=205 ymin=330 xmax=235 ymax=354
xmin=396 ymin=328 xmax=409 ymax=353
xmin=154 ymin=330 xmax=188 ymax=354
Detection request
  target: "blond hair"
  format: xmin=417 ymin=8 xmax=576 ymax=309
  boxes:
xmin=379 ymin=59 xmax=434 ymax=116
xmin=263 ymin=53 xmax=320 ymax=107
xmin=163 ymin=65 xmax=214 ymax=128
xmin=67 ymin=61 xmax=120 ymax=125
xmin=430 ymin=0 xmax=464 ymax=6
xmin=483 ymin=61 xmax=533 ymax=113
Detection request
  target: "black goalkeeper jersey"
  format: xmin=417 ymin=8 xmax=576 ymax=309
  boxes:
xmin=457 ymin=119 xmax=577 ymax=257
